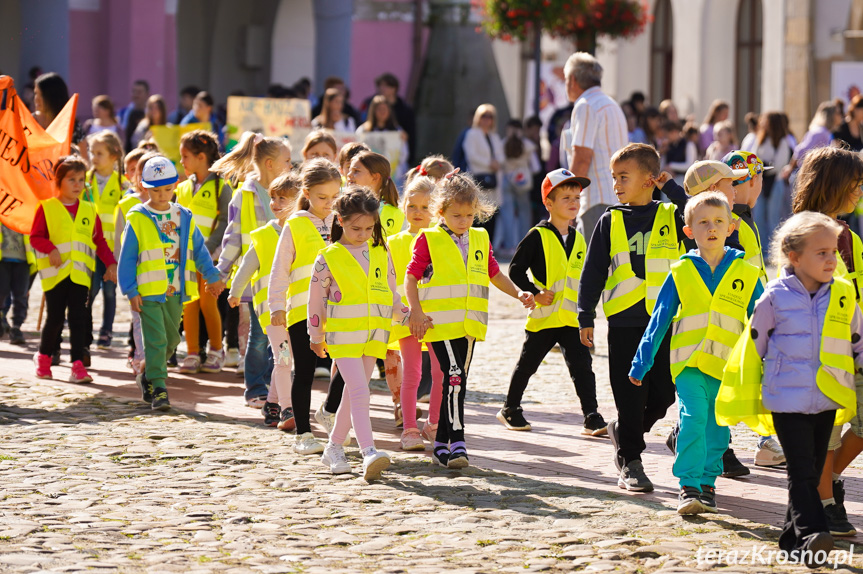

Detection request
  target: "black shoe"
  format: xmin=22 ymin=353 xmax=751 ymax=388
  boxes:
xmin=0 ymin=313 xmax=8 ymax=338
xmin=618 ymin=460 xmax=653 ymax=492
xmin=167 ymin=352 xmax=178 ymax=368
xmin=97 ymin=332 xmax=112 ymax=350
xmin=496 ymin=406 xmax=532 ymax=431
xmin=277 ymin=407 xmax=296 ymax=432
xmin=82 ymin=348 xmax=91 ymax=368
xmin=824 ymin=501 xmax=856 ymax=537
xmin=151 ymin=389 xmax=171 ymax=411
xmin=136 ymin=373 xmax=153 ymax=403
xmin=720 ymin=448 xmax=750 ymax=478
xmin=51 ymin=350 xmax=61 ymax=366
xmin=447 ymin=451 xmax=470 ymax=469
xmin=666 ymin=422 xmax=679 ymax=454
xmin=607 ymin=419 xmax=624 ymax=471
xmin=8 ymin=327 xmax=25 ymax=346
xmin=802 ymin=531 xmax=833 ymax=568
xmin=431 ymin=446 xmax=450 ymax=467
xmin=699 ymin=484 xmax=717 ymax=513
xmin=261 ymin=401 xmax=280 ymax=427
xmin=582 ymin=412 xmax=608 ymax=436
xmin=677 ymin=486 xmax=705 ymax=515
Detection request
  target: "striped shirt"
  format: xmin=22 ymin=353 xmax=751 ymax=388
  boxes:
xmin=569 ymin=86 xmax=628 ymax=215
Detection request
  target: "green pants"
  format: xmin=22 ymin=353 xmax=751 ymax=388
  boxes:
xmin=140 ymin=296 xmax=183 ymax=389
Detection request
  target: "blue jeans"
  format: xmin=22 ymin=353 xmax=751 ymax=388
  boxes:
xmin=88 ymin=258 xmax=116 ymax=340
xmin=493 ymin=182 xmax=534 ymax=251
xmin=753 ymin=174 xmax=792 ymax=252
xmin=244 ymin=302 xmax=273 ymax=400
xmin=673 ymin=367 xmax=729 ymax=489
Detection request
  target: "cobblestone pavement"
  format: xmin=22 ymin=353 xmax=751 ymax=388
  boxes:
xmin=1 ymin=270 xmax=863 ymax=572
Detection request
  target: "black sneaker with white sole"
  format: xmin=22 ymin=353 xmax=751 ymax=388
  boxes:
xmin=261 ymin=401 xmax=280 ymax=427
xmin=699 ymin=484 xmax=717 ymax=513
xmin=582 ymin=412 xmax=608 ymax=436
xmin=496 ymin=406 xmax=531 ymax=431
xmin=136 ymin=373 xmax=153 ymax=403
xmin=720 ymin=448 xmax=750 ymax=478
xmin=677 ymin=486 xmax=705 ymax=515
xmin=151 ymin=389 xmax=171 ymax=411
xmin=618 ymin=460 xmax=653 ymax=492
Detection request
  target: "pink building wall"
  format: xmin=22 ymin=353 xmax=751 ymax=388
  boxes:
xmin=350 ymin=20 xmax=427 ymax=108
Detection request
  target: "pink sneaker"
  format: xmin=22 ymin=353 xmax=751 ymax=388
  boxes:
xmin=400 ymin=428 xmax=426 ymax=451
xmin=69 ymin=360 xmax=93 ymax=384
xmin=34 ymin=353 xmax=52 ymax=379
xmin=421 ymin=422 xmax=437 ymax=443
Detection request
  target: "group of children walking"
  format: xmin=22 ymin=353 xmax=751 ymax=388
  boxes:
xmin=22 ymin=122 xmax=863 ymax=565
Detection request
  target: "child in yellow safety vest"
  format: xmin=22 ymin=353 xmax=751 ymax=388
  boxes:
xmin=228 ymin=173 xmax=300 ymax=429
xmin=118 ymin=156 xmax=225 ymax=411
xmin=499 ymin=168 xmax=608 ymax=436
xmin=630 ymin=192 xmax=762 ymax=515
xmin=347 ymin=151 xmax=406 ymax=238
xmin=309 ymin=187 xmax=409 ymax=481
xmin=32 ymin=156 xmax=117 ymax=383
xmin=213 ymin=132 xmax=292 ymax=408
xmin=406 ymin=171 xmax=535 ymax=469
xmin=84 ymin=130 xmax=128 ymax=351
xmin=578 ymin=143 xmax=688 ymax=492
xmin=716 ymin=212 xmax=863 ymax=566
xmin=177 ymin=130 xmax=232 ymax=374
xmin=268 ymin=159 xmax=342 ymax=456
xmin=789 ymin=146 xmax=863 ymax=538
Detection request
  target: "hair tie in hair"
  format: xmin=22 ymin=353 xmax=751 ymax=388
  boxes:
xmin=443 ymin=168 xmax=461 ymax=180
xmin=253 ymin=133 xmax=264 ymax=144
xmin=417 ymin=164 xmax=427 ymax=176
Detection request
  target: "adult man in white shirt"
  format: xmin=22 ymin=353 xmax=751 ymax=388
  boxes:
xmin=565 ymin=52 xmax=628 ymax=239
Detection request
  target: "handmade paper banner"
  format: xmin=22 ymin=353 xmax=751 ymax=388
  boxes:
xmin=226 ymin=97 xmax=312 ymax=152
xmin=0 ymin=76 xmax=76 ymax=234
xmin=331 ymin=130 xmax=403 ymax=178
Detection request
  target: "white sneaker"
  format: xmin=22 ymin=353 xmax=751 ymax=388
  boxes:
xmin=362 ymin=450 xmax=391 ymax=481
xmin=294 ymin=432 xmax=324 ymax=455
xmin=199 ymin=349 xmax=225 ymax=373
xmin=236 ymin=355 xmax=245 ymax=377
xmin=315 ymin=404 xmax=351 ymax=446
xmin=178 ymin=355 xmax=201 ymax=374
xmin=314 ymin=366 xmax=330 ymax=379
xmin=321 ymin=443 xmax=352 ymax=474
xmin=224 ymin=348 xmax=240 ymax=368
xmin=755 ymin=437 xmax=786 ymax=467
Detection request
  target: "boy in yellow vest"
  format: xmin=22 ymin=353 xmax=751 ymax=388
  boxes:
xmin=498 ymin=168 xmax=608 ymax=436
xmin=630 ymin=192 xmax=763 ymax=514
xmin=118 ymin=156 xmax=225 ymax=410
xmin=578 ymin=143 xmax=687 ymax=492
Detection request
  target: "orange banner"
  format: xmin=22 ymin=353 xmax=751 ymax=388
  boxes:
xmin=0 ymin=76 xmax=77 ymax=234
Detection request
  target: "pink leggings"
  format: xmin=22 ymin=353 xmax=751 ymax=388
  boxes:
xmin=331 ymin=356 xmax=377 ymax=450
xmin=266 ymin=324 xmax=292 ymax=409
xmin=399 ymin=336 xmax=443 ymax=430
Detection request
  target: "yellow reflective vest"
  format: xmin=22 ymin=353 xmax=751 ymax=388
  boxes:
xmin=669 ymin=258 xmax=759 ymax=381
xmin=418 ymin=226 xmax=490 ymax=342
xmin=716 ymin=277 xmax=858 ymax=435
xmin=602 ymin=203 xmax=681 ymax=316
xmin=83 ymin=170 xmax=126 ymax=252
xmin=525 ymin=227 xmax=585 ymax=331
xmin=733 ymin=214 xmax=767 ymax=287
xmin=249 ymin=221 xmax=280 ymax=333
xmin=387 ymin=230 xmax=416 ymax=344
xmin=380 ymin=203 xmax=406 ymax=238
xmin=35 ymin=198 xmax=97 ymax=291
xmin=176 ymin=175 xmax=223 ymax=241
xmin=321 ymin=242 xmax=393 ymax=359
xmin=286 ymin=216 xmax=327 ymax=327
xmin=127 ymin=208 xmax=199 ymax=302
xmin=834 ymin=229 xmax=863 ymax=306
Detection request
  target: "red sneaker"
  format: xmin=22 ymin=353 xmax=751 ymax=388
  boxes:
xmin=69 ymin=360 xmax=93 ymax=384
xmin=34 ymin=353 xmax=52 ymax=379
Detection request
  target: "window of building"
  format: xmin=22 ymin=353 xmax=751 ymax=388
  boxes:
xmin=736 ymin=0 xmax=763 ymax=136
xmin=650 ymin=0 xmax=673 ymax=102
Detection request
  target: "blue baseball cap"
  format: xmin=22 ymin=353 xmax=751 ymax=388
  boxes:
xmin=140 ymin=156 xmax=179 ymax=188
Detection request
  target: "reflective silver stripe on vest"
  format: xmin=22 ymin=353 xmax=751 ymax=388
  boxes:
xmin=72 ymin=260 xmax=92 ymax=277
xmin=674 ymin=313 xmax=710 ymax=334
xmin=669 ymin=342 xmax=701 ymax=365
xmin=137 ymin=269 xmax=166 ymax=286
xmin=529 ymin=303 xmax=559 ymax=319
xmin=823 ymin=336 xmax=853 ymax=356
xmin=291 ymin=263 xmax=314 ymax=282
xmin=823 ymin=365 xmax=854 ymax=388
xmin=326 ymin=328 xmax=390 ymax=346
xmin=702 ymin=338 xmax=733 ymax=361
xmin=602 ymin=275 xmax=642 ymax=304
xmin=195 ymin=214 xmax=215 ymax=232
xmin=645 ymin=259 xmax=671 ymax=274
xmin=469 ymin=284 xmax=489 ymax=299
xmin=71 ymin=241 xmax=95 ymax=261
xmin=646 ymin=285 xmax=662 ymax=302
xmin=709 ymin=310 xmax=744 ymax=334
xmin=610 ymin=251 xmax=631 ymax=270
xmin=328 ymin=303 xmax=393 ymax=320
xmin=565 ymin=277 xmax=577 ymax=290
xmin=54 ymin=243 xmax=72 ymax=255
xmin=140 ymin=247 xmax=164 ymax=263
xmin=466 ymin=310 xmax=489 ymax=325
xmin=289 ymin=291 xmax=309 ymax=310
xmin=425 ymin=309 xmax=467 ymax=324
xmin=561 ymin=298 xmax=578 ymax=313
xmin=419 ymin=284 xmax=469 ymax=301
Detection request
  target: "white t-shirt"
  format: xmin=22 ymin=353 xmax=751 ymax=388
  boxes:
xmin=145 ymin=205 xmax=182 ymax=295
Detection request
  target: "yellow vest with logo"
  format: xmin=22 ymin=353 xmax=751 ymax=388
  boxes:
xmin=733 ymin=214 xmax=767 ymax=287
xmin=380 ymin=203 xmax=406 ymax=238
xmin=525 ymin=227 xmax=585 ymax=331
xmin=286 ymin=216 xmax=327 ymax=326
xmin=716 ymin=277 xmax=858 ymax=435
xmin=387 ymin=230 xmax=416 ymax=345
xmin=603 ymin=203 xmax=681 ymax=317
xmin=240 ymin=188 xmax=266 ymax=257
xmin=35 ymin=198 xmax=97 ymax=291
xmin=834 ymin=229 xmax=863 ymax=307
xmin=176 ymin=176 xmax=223 ymax=241
xmin=118 ymin=194 xmax=142 ymax=219
xmin=321 ymin=242 xmax=393 ymax=359
xmin=127 ymin=208 xmax=199 ymax=302
xmin=250 ymin=221 xmax=280 ymax=333
xmin=669 ymin=258 xmax=760 ymax=381
xmin=418 ymin=226 xmax=490 ymax=342
xmin=83 ymin=170 xmax=126 ymax=252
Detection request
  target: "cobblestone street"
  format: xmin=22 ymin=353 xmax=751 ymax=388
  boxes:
xmin=1 ymin=277 xmax=863 ymax=573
